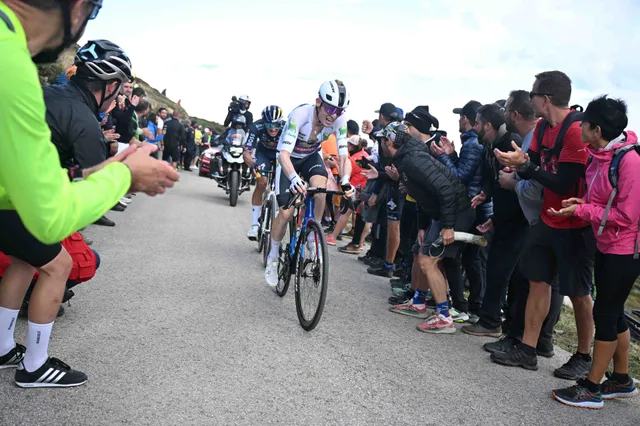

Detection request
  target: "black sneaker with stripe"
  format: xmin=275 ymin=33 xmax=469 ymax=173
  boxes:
xmin=0 ymin=344 xmax=25 ymax=369
xmin=15 ymin=357 xmax=87 ymax=388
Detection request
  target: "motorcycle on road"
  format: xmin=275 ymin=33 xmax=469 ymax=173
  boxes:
xmin=210 ymin=123 xmax=251 ymax=206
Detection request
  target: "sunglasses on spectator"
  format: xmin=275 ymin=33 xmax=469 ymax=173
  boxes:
xmin=265 ymin=122 xmax=282 ymax=130
xmin=529 ymin=92 xmax=553 ymax=100
xmin=322 ymin=103 xmax=345 ymax=117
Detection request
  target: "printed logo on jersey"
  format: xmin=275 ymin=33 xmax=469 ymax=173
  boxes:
xmin=338 ymin=126 xmax=347 ymax=138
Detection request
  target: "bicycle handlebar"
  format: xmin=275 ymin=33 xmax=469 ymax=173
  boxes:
xmin=284 ymin=186 xmax=355 ymax=211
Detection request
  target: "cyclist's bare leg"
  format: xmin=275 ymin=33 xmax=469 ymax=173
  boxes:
xmin=271 ymin=206 xmax=295 ymax=242
xmin=252 ymin=176 xmax=268 ymax=206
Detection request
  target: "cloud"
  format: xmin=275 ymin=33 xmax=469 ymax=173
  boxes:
xmin=81 ymin=0 xmax=640 ymax=137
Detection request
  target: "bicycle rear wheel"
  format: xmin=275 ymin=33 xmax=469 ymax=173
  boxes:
xmin=276 ymin=219 xmax=296 ymax=297
xmin=294 ymin=219 xmax=328 ymax=331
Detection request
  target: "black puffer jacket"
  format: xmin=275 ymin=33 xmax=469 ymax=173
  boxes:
xmin=481 ymin=129 xmax=527 ymax=228
xmin=392 ymin=136 xmax=471 ymax=229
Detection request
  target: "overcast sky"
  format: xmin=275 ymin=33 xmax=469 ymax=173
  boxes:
xmin=80 ymin=0 xmax=640 ymax=138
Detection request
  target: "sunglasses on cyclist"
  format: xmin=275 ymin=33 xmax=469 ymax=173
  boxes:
xmin=323 ymin=103 xmax=345 ymax=117
xmin=88 ymin=0 xmax=103 ymax=20
xmin=264 ymin=122 xmax=282 ymax=130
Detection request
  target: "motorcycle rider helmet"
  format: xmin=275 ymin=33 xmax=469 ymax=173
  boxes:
xmin=232 ymin=115 xmax=247 ymax=129
xmin=239 ymin=95 xmax=251 ymax=110
xmin=262 ymin=105 xmax=283 ymax=123
xmin=74 ymin=39 xmax=133 ymax=84
xmin=318 ymin=79 xmax=350 ymax=109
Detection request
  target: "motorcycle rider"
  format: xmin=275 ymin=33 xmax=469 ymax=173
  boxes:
xmin=264 ymin=80 xmax=355 ymax=287
xmin=244 ymin=105 xmax=285 ymax=240
xmin=212 ymin=115 xmax=247 ymax=178
xmin=224 ymin=95 xmax=253 ymax=128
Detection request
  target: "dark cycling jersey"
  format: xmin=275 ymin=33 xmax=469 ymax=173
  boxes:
xmin=244 ymin=119 xmax=282 ymax=151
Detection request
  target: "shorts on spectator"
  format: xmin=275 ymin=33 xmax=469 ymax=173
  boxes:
xmin=519 ymin=220 xmax=595 ymax=297
xmin=0 ymin=210 xmax=62 ymax=268
xmin=412 ymin=208 xmax=476 ymax=259
xmin=386 ymin=183 xmax=405 ymax=221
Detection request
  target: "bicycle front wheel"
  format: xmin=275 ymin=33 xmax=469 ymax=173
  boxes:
xmin=294 ymin=219 xmax=328 ymax=331
xmin=276 ymin=218 xmax=296 ymax=298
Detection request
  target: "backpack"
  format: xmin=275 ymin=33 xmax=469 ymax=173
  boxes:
xmin=591 ymin=140 xmax=640 ymax=258
xmin=536 ymin=106 xmax=584 ymax=164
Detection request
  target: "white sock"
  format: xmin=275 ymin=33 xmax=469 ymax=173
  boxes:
xmin=251 ymin=206 xmax=261 ymax=225
xmin=268 ymin=239 xmax=281 ymax=260
xmin=23 ymin=321 xmax=53 ymax=372
xmin=0 ymin=307 xmax=19 ymax=356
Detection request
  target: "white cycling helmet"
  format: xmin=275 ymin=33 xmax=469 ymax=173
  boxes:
xmin=318 ymin=79 xmax=350 ymax=109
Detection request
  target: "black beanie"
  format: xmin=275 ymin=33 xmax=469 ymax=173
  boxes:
xmin=405 ymin=106 xmax=439 ymax=134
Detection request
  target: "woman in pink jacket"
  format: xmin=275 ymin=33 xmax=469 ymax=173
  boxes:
xmin=549 ymin=96 xmax=640 ymax=409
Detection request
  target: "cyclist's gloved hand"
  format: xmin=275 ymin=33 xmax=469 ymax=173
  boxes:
xmin=341 ymin=182 xmax=356 ymax=199
xmin=289 ymin=174 xmax=306 ymax=195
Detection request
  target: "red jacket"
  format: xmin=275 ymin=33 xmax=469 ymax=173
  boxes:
xmin=0 ymin=232 xmax=97 ymax=282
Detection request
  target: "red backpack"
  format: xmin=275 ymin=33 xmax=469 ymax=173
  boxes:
xmin=0 ymin=232 xmax=97 ymax=282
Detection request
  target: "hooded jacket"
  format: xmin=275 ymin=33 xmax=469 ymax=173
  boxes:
xmin=575 ymin=131 xmax=640 ymax=255
xmin=391 ymin=136 xmax=471 ymax=229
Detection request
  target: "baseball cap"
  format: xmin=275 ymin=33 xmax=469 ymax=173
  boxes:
xmin=374 ymin=122 xmax=410 ymax=143
xmin=452 ymin=100 xmax=482 ymax=122
xmin=347 ymin=135 xmax=361 ymax=146
xmin=375 ymin=102 xmax=399 ymax=119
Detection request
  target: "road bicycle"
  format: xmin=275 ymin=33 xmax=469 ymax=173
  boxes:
xmin=254 ymin=165 xmax=277 ymax=266
xmin=275 ymin=186 xmax=351 ymax=331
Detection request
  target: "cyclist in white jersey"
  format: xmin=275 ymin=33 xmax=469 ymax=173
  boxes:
xmin=264 ymin=80 xmax=355 ymax=286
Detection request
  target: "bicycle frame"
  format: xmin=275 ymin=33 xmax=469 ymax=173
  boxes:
xmin=289 ymin=196 xmax=315 ymax=260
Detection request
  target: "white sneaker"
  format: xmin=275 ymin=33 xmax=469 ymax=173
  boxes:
xmin=265 ymin=259 xmax=279 ymax=287
xmin=247 ymin=224 xmax=259 ymax=241
xmin=120 ymin=197 xmax=132 ymax=205
xmin=306 ymin=235 xmax=317 ymax=259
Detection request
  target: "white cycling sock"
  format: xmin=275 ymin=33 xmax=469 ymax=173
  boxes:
xmin=23 ymin=321 xmax=53 ymax=372
xmin=251 ymin=206 xmax=261 ymax=226
xmin=268 ymin=239 xmax=281 ymax=260
xmin=0 ymin=307 xmax=19 ymax=357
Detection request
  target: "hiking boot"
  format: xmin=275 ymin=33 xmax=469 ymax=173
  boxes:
xmin=551 ymin=379 xmax=603 ymax=410
xmin=554 ymin=354 xmax=591 ymax=380
xmin=536 ymin=341 xmax=555 ymax=358
xmin=490 ymin=344 xmax=538 ymax=371
xmin=461 ymin=323 xmax=502 ymax=338
xmin=367 ymin=264 xmax=393 ymax=278
xmin=483 ymin=336 xmax=519 ymax=354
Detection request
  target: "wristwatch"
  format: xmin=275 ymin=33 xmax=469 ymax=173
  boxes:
xmin=517 ymin=159 xmax=539 ymax=174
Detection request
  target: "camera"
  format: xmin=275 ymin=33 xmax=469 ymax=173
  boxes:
xmin=356 ymin=157 xmax=375 ymax=169
xmin=229 ymin=96 xmax=242 ymax=113
xmin=426 ymin=130 xmax=448 ymax=146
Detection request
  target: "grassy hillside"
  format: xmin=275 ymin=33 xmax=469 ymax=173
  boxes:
xmin=36 ymin=45 xmax=224 ymax=134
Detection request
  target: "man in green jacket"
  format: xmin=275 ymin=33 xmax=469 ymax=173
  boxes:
xmin=0 ymin=0 xmax=179 ymax=388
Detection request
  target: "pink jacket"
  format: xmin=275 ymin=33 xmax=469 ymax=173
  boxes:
xmin=575 ymin=131 xmax=640 ymax=255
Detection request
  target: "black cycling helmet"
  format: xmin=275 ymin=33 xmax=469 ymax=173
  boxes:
xmin=262 ymin=105 xmax=283 ymax=123
xmin=75 ymin=40 xmax=133 ymax=83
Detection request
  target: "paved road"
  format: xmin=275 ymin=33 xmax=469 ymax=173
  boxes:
xmin=1 ymin=172 xmax=638 ymax=426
